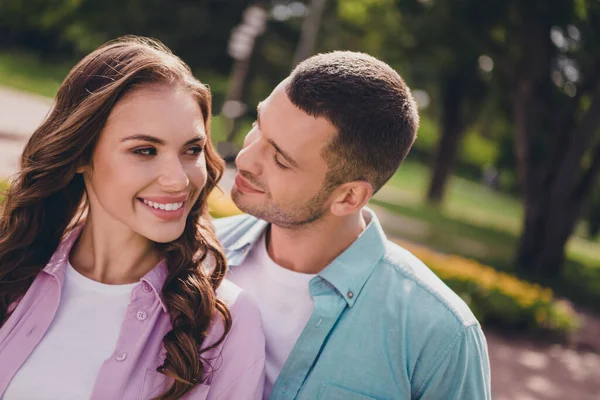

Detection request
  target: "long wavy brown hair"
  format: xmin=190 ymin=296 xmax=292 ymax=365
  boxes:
xmin=0 ymin=36 xmax=231 ymax=399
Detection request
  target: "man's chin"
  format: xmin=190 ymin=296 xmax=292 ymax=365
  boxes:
xmin=231 ymin=190 xmax=257 ymax=215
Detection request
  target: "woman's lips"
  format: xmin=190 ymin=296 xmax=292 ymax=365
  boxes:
xmin=138 ymin=196 xmax=188 ymax=221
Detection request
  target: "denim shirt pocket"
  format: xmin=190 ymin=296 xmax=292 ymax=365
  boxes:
xmin=140 ymin=369 xmax=210 ymax=400
xmin=318 ymin=383 xmax=378 ymax=400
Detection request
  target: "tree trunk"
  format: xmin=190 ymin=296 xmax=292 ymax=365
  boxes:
xmin=426 ymin=74 xmax=466 ymax=204
xmin=292 ymin=0 xmax=328 ymax=67
xmin=516 ymin=87 xmax=600 ymax=276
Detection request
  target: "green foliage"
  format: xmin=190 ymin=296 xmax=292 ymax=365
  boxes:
xmin=0 ymin=0 xmax=250 ymax=74
xmin=411 ymin=115 xmax=500 ymax=181
xmin=0 ymin=52 xmax=69 ymax=97
xmin=584 ymin=185 xmax=600 ymax=239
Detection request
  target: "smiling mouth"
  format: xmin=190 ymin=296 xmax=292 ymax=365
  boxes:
xmin=139 ymin=199 xmax=185 ymax=212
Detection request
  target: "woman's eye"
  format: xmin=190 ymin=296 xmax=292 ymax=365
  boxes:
xmin=186 ymin=146 xmax=204 ymax=156
xmin=133 ymin=147 xmax=156 ymax=156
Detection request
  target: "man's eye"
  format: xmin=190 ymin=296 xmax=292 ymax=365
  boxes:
xmin=274 ymin=154 xmax=288 ymax=170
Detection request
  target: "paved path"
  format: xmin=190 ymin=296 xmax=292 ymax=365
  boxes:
xmin=0 ymin=86 xmax=52 ymax=180
xmin=1 ymin=86 xmax=599 ymax=399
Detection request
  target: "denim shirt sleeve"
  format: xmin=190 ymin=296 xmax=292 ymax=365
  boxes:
xmin=413 ymin=324 xmax=491 ymax=400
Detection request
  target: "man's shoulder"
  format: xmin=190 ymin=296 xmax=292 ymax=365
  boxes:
xmin=374 ymin=240 xmax=479 ymax=329
xmin=212 ymin=214 xmax=258 ymax=244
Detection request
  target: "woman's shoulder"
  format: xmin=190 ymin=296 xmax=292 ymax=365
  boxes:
xmin=202 ymin=280 xmax=266 ymax=399
xmin=204 ymin=279 xmax=263 ymax=343
xmin=203 ymin=279 xmax=265 ymax=370
xmin=215 ymin=279 xmax=262 ymax=327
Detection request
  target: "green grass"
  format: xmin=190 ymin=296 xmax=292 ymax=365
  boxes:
xmin=388 ymin=160 xmax=523 ymax=232
xmin=0 ymin=52 xmax=70 ymax=98
xmin=388 ymin=160 xmax=598 ymax=246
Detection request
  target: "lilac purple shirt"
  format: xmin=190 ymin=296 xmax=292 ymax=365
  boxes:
xmin=0 ymin=226 xmax=266 ymax=399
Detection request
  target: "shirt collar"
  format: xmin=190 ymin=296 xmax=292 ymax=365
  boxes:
xmin=41 ymin=225 xmax=84 ymax=284
xmin=140 ymin=261 xmax=169 ymax=312
xmin=225 ymin=208 xmax=387 ymax=307
xmin=42 ymin=224 xmax=169 ymax=313
xmin=227 ymin=218 xmax=269 ymax=267
xmin=317 ymin=208 xmax=387 ymax=307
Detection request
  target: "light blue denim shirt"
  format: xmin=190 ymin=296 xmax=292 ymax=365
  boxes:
xmin=213 ymin=209 xmax=491 ymax=400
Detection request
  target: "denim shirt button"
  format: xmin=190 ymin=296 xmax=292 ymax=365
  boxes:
xmin=136 ymin=311 xmax=147 ymax=321
xmin=347 ymin=291 xmax=354 ymax=299
xmin=115 ymin=352 xmax=127 ymax=362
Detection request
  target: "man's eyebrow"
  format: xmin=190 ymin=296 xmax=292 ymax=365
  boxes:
xmin=120 ymin=134 xmax=206 ymax=146
xmin=268 ymin=138 xmax=299 ymax=169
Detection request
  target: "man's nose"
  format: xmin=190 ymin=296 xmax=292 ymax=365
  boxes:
xmin=236 ymin=129 xmax=263 ymax=176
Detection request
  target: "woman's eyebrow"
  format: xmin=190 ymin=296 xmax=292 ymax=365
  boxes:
xmin=120 ymin=134 xmax=206 ymax=146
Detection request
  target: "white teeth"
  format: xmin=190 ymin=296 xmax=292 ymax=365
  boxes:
xmin=141 ymin=199 xmax=184 ymax=211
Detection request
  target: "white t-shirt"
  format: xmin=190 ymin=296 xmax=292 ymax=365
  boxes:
xmin=3 ymin=262 xmax=137 ymax=400
xmin=228 ymin=232 xmax=316 ymax=400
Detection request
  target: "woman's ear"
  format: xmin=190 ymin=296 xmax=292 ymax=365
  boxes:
xmin=76 ymin=161 xmax=90 ymax=174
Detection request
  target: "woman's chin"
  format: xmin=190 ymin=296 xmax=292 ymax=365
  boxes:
xmin=141 ymin=225 xmax=186 ymax=244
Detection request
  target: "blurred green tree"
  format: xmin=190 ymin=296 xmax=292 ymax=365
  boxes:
xmin=388 ymin=0 xmax=600 ymax=276
xmin=0 ymin=0 xmax=252 ymax=72
xmin=487 ymin=0 xmax=600 ymax=275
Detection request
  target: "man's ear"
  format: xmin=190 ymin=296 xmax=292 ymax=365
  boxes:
xmin=330 ymin=181 xmax=373 ymax=217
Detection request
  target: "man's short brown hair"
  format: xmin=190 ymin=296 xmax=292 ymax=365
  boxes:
xmin=286 ymin=51 xmax=419 ymax=193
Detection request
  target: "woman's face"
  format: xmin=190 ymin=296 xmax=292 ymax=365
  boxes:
xmin=81 ymin=84 xmax=209 ymax=243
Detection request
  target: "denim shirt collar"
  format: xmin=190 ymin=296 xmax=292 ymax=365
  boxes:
xmin=42 ymin=225 xmax=169 ymax=312
xmin=225 ymin=208 xmax=387 ymax=307
xmin=317 ymin=209 xmax=387 ymax=306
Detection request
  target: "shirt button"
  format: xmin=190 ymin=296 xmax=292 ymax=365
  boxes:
xmin=347 ymin=291 xmax=354 ymax=299
xmin=115 ymin=352 xmax=127 ymax=362
xmin=142 ymin=282 xmax=152 ymax=292
xmin=136 ymin=311 xmax=147 ymax=321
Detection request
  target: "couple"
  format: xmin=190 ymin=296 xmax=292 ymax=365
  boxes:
xmin=0 ymin=37 xmax=490 ymax=399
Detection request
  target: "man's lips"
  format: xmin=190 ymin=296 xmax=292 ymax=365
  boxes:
xmin=234 ymin=173 xmax=264 ymax=194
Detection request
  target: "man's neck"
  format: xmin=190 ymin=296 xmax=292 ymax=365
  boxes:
xmin=266 ymin=211 xmax=367 ymax=274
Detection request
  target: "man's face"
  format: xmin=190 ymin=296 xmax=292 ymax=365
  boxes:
xmin=232 ymin=80 xmax=338 ymax=228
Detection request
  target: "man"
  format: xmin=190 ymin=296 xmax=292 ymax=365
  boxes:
xmin=214 ymin=51 xmax=491 ymax=400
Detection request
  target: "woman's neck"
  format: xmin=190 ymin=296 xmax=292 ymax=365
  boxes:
xmin=69 ymin=220 xmax=160 ymax=285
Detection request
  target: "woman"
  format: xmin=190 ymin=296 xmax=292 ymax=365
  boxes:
xmin=0 ymin=37 xmax=265 ymax=399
